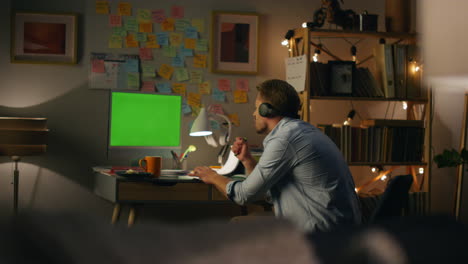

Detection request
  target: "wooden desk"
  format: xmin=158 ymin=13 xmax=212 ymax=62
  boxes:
xmin=92 ymin=167 xmax=232 ymax=226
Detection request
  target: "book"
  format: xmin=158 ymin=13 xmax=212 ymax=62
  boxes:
xmin=361 ymin=119 xmax=424 ymax=128
xmin=406 ymin=45 xmax=422 ymax=99
xmin=374 ymin=44 xmax=395 ymax=98
xmin=393 ymin=44 xmax=407 ymax=99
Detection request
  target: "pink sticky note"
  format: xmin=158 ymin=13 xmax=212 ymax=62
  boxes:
xmin=139 ymin=48 xmax=153 ymax=60
xmin=151 ymin=9 xmax=166 ymax=23
xmin=209 ymin=104 xmax=224 ymax=115
xmin=171 ymin=5 xmax=184 ymax=18
xmin=236 ymin=79 xmax=249 ymax=91
xmin=141 ymin=81 xmax=155 ymax=92
xmin=218 ymin=79 xmax=231 ymax=91
xmin=92 ymin=59 xmax=105 ymax=73
xmin=109 ymin=14 xmax=122 ymax=27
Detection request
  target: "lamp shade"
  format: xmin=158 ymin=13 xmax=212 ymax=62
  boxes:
xmin=189 ymin=107 xmax=213 ymax=137
xmin=0 ymin=117 xmax=48 ymax=156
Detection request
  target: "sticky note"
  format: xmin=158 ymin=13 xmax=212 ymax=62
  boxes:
xmin=146 ymin=34 xmax=160 ymax=48
xmin=142 ymin=64 xmax=156 ymax=77
xmin=125 ymin=35 xmax=139 ymax=48
xmin=139 ymin=22 xmax=152 ymax=33
xmin=127 ymin=72 xmax=140 ymax=88
xmin=236 ymin=79 xmax=249 ymax=91
xmin=184 ymin=38 xmax=196 ymax=49
xmin=175 ymin=68 xmax=189 ymax=82
xmin=141 ymin=81 xmax=155 ymax=92
xmin=136 ymin=32 xmax=147 ymax=42
xmin=162 ymin=46 xmax=177 ymax=57
xmin=156 ymin=82 xmax=172 ymax=94
xmin=218 ymin=79 xmax=231 ymax=91
xmin=109 ymin=35 xmax=123 ymax=48
xmin=171 ymin=6 xmax=184 ymax=18
xmin=175 ymin=19 xmax=191 ymax=32
xmin=137 ymin=8 xmax=151 ymax=23
xmin=169 ymin=32 xmax=183 ymax=47
xmin=96 ymin=1 xmax=109 ymax=14
xmin=193 ymin=54 xmax=207 ymax=68
xmin=161 ymin=18 xmax=175 ymax=31
xmin=192 ymin=19 xmax=204 ymax=33
xmin=172 ymin=56 xmax=185 ymax=67
xmin=209 ymin=104 xmax=224 ymax=115
xmin=109 ymin=15 xmax=122 ymax=27
xmin=233 ymin=90 xmax=248 ymax=103
xmin=212 ymin=88 xmax=226 ymax=102
xmin=182 ymin=100 xmax=192 ymax=114
xmin=190 ymin=69 xmax=203 ymax=84
xmin=112 ymin=27 xmax=127 ymax=36
xmin=158 ymin=64 xmax=174 ymax=80
xmin=151 ymin=9 xmax=166 ymax=23
xmin=125 ymin=18 xmax=138 ymax=32
xmin=118 ymin=2 xmax=132 ymax=16
xmin=172 ymin=83 xmax=186 ymax=96
xmin=139 ymin=48 xmax=153 ymax=60
xmin=92 ymin=59 xmax=106 ymax=73
xmin=199 ymin=81 xmax=211 ymax=95
xmin=191 ymin=105 xmax=201 ymax=117
xmin=156 ymin=32 xmax=169 ymax=46
xmin=125 ymin=59 xmax=139 ymax=72
xmin=228 ymin=113 xmax=240 ymax=126
xmin=185 ymin=26 xmax=198 ymax=39
xmin=187 ymin=92 xmax=201 ymax=108
xmin=195 ymin=39 xmax=208 ymax=52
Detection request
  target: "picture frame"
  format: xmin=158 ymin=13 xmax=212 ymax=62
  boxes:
xmin=11 ymin=11 xmax=78 ymax=64
xmin=328 ymin=60 xmax=355 ymax=96
xmin=210 ymin=11 xmax=259 ymax=75
xmin=456 ymin=93 xmax=468 ymax=223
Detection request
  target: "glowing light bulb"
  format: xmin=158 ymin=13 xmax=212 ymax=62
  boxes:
xmin=402 ymin=101 xmax=408 ymax=110
xmin=381 ymin=175 xmax=388 ymax=181
xmin=313 ymin=53 xmax=319 ymax=62
xmin=371 ymin=167 xmax=377 ymax=173
xmin=281 ymin=39 xmax=289 ymax=46
xmin=354 ymin=188 xmax=358 ymax=193
xmin=419 ymin=167 xmax=424 ymax=174
xmin=302 ymin=22 xmax=307 ymax=28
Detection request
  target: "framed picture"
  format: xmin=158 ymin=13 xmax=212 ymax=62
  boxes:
xmin=328 ymin=61 xmax=355 ymax=96
xmin=11 ymin=12 xmax=78 ymax=64
xmin=210 ymin=11 xmax=259 ymax=75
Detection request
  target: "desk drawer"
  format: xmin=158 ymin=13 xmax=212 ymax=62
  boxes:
xmin=118 ymin=182 xmax=210 ymax=201
xmin=211 ymin=188 xmax=229 ymax=201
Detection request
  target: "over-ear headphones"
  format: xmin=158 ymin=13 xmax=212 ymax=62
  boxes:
xmin=258 ymin=103 xmax=279 ymax=118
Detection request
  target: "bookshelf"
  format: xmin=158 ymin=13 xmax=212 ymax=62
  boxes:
xmin=286 ymin=28 xmax=432 ymax=206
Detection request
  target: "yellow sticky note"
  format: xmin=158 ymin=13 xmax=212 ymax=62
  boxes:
xmin=161 ymin=18 xmax=175 ymax=31
xmin=96 ymin=1 xmax=109 ymax=14
xmin=191 ymin=19 xmax=204 ymax=33
xmin=190 ymin=69 xmax=203 ymax=84
xmin=118 ymin=2 xmax=132 ymax=16
xmin=187 ymin=93 xmax=201 ymax=108
xmin=191 ymin=105 xmax=201 ymax=117
xmin=158 ymin=64 xmax=174 ymax=80
xmin=184 ymin=38 xmax=196 ymax=49
xmin=169 ymin=32 xmax=183 ymax=47
xmin=193 ymin=54 xmax=207 ymax=68
xmin=137 ymin=8 xmax=151 ymax=23
xmin=172 ymin=83 xmax=186 ymax=96
xmin=228 ymin=113 xmax=240 ymax=126
xmin=125 ymin=34 xmax=139 ymax=48
xmin=199 ymin=81 xmax=211 ymax=95
xmin=146 ymin=34 xmax=160 ymax=48
xmin=139 ymin=22 xmax=152 ymax=33
xmin=233 ymin=90 xmax=248 ymax=103
xmin=109 ymin=35 xmax=123 ymax=48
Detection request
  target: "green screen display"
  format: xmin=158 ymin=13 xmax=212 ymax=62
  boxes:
xmin=109 ymin=92 xmax=182 ymax=147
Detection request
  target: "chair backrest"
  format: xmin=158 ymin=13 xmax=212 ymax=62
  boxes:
xmin=369 ymin=174 xmax=413 ymax=224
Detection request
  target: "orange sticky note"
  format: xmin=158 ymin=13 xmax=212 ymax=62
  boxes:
xmin=199 ymin=81 xmax=211 ymax=94
xmin=193 ymin=54 xmax=207 ymax=68
xmin=187 ymin=92 xmax=201 ymax=108
xmin=184 ymin=38 xmax=196 ymax=49
xmin=125 ymin=34 xmax=139 ymax=48
xmin=158 ymin=64 xmax=174 ymax=80
xmin=218 ymin=79 xmax=231 ymax=91
xmin=139 ymin=22 xmax=153 ymax=33
xmin=161 ymin=18 xmax=175 ymax=31
xmin=172 ymin=83 xmax=186 ymax=96
xmin=109 ymin=15 xmax=122 ymax=27
xmin=233 ymin=90 xmax=248 ymax=103
xmin=96 ymin=1 xmax=109 ymax=14
xmin=118 ymin=2 xmax=132 ymax=16
xmin=228 ymin=113 xmax=240 ymax=126
xmin=146 ymin=34 xmax=160 ymax=48
xmin=236 ymin=79 xmax=249 ymax=91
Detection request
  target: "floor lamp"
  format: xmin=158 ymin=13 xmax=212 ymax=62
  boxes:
xmin=0 ymin=117 xmax=48 ymax=214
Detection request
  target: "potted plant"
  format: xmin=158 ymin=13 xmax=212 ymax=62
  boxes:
xmin=433 ymin=148 xmax=468 ymax=169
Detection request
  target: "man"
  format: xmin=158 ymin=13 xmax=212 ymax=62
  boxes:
xmin=190 ymin=79 xmax=361 ymax=232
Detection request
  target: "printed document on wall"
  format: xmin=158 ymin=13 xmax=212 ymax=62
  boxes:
xmin=285 ymin=54 xmax=307 ymax=92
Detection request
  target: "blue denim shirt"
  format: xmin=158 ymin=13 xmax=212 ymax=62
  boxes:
xmin=226 ymin=118 xmax=362 ymax=232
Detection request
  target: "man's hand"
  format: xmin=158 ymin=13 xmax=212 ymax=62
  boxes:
xmin=189 ymin=166 xmax=221 ymax=185
xmin=231 ymin=137 xmax=251 ymax=162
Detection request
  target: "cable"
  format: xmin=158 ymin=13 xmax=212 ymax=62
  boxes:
xmin=350 ymin=101 xmax=362 ymax=121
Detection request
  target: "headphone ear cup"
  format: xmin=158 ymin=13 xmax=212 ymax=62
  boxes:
xmin=259 ymin=103 xmax=277 ymax=117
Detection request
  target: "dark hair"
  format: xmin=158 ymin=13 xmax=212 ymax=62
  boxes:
xmin=256 ymin=79 xmax=301 ymax=119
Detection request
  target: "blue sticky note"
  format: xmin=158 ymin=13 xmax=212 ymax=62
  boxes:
xmin=181 ymin=48 xmax=193 ymax=57
xmin=156 ymin=32 xmax=169 ymax=46
xmin=182 ymin=100 xmax=192 ymax=114
xmin=212 ymin=88 xmax=226 ymax=102
xmin=156 ymin=82 xmax=172 ymax=94
xmin=172 ymin=56 xmax=185 ymax=67
xmin=185 ymin=26 xmax=198 ymax=39
xmin=124 ymin=59 xmax=139 ymax=72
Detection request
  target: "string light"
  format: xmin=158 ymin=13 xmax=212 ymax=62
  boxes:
xmin=351 ymin=45 xmax=357 ymax=62
xmin=281 ymin=39 xmax=289 ymax=46
xmin=313 ymin=44 xmax=322 ymax=62
xmin=370 ymin=165 xmax=383 ymax=173
xmin=381 ymin=175 xmax=388 ymax=181
xmin=402 ymin=101 xmax=408 ymax=110
xmin=302 ymin=22 xmax=307 ymax=28
xmin=343 ymin=109 xmax=356 ymax=126
xmin=281 ymin=29 xmax=295 ymax=47
xmin=419 ymin=167 xmax=424 ymax=174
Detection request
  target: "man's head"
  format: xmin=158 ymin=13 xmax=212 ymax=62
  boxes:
xmin=253 ymin=79 xmax=301 ymax=134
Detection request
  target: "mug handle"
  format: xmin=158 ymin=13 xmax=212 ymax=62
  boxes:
xmin=139 ymin=159 xmax=147 ymax=172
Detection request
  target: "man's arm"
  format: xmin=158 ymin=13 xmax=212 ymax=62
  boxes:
xmin=189 ymin=166 xmax=231 ymax=197
xmin=231 ymin=137 xmax=257 ymax=175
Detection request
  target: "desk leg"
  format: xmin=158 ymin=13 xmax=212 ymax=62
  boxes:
xmin=111 ymin=203 xmax=121 ymax=225
xmin=128 ymin=206 xmax=136 ymax=227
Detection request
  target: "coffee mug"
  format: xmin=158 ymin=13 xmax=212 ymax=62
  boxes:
xmin=139 ymin=156 xmax=162 ymax=177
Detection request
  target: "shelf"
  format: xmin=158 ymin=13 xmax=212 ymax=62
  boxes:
xmin=310 ymin=96 xmax=428 ymax=102
xmin=295 ymin=28 xmax=417 ymax=40
xmin=348 ymin=162 xmax=427 ymax=166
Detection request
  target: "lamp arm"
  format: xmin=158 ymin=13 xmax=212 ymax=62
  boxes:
xmin=215 ymin=113 xmax=232 ymax=144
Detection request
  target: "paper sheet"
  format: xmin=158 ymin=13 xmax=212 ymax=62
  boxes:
xmin=285 ymin=54 xmax=307 ymax=92
xmin=213 ymin=150 xmax=240 ymax=175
